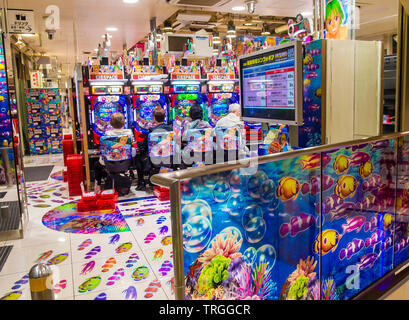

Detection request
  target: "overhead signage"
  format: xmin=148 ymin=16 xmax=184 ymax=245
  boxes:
xmin=171 ymin=66 xmax=201 ymax=80
xmin=89 ymin=65 xmax=125 ymax=81
xmin=7 ymin=9 xmax=35 ymax=34
xmin=132 ymin=65 xmax=162 ymax=80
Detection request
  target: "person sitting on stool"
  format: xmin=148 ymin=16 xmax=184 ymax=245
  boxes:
xmin=136 ymin=107 xmax=173 ymax=192
xmin=94 ymin=112 xmax=135 ymax=193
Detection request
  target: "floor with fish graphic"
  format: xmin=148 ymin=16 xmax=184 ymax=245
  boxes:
xmin=0 ymin=155 xmax=175 ymax=300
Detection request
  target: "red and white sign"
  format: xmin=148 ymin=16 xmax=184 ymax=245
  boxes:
xmin=207 ymin=73 xmax=235 ymax=81
xmin=88 ymin=65 xmax=125 ymax=81
xmin=171 ymin=66 xmax=201 ymax=81
xmin=30 ymin=71 xmax=41 ymax=88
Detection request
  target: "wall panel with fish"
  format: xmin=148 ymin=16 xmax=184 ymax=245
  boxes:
xmin=181 ymin=155 xmax=321 ymax=300
xmin=168 ymin=135 xmax=409 ymax=300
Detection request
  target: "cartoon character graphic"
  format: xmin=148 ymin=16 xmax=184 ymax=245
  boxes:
xmin=325 ymin=0 xmax=348 ymax=40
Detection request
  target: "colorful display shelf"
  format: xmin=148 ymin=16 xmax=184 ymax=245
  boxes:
xmin=25 ymin=88 xmax=62 ymax=155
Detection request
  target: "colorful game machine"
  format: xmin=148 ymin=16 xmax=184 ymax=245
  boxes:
xmin=206 ymin=66 xmax=239 ymax=127
xmin=169 ymin=65 xmax=207 ymax=137
xmin=131 ymin=65 xmax=169 ymax=142
xmin=85 ymin=65 xmax=131 ymax=149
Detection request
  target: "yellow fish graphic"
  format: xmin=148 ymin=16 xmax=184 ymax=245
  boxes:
xmin=333 ymin=154 xmax=349 ymax=174
xmin=334 ymin=175 xmax=359 ymax=199
xmin=276 ymin=177 xmax=300 ymax=201
xmin=359 ymin=161 xmax=374 ymax=179
xmin=313 ymin=230 xmax=342 ymax=255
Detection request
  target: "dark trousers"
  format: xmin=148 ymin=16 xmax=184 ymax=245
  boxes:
xmin=94 ymin=161 xmax=107 ymax=186
xmin=134 ymin=153 xmax=150 ymax=186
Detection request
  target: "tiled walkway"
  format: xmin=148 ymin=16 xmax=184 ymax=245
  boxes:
xmin=0 ymin=159 xmax=174 ymax=300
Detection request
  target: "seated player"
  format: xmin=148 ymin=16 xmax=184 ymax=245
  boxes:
xmin=136 ymin=107 xmax=173 ymax=191
xmin=182 ymin=104 xmax=211 ymax=142
xmin=215 ymin=103 xmax=249 ymax=158
xmin=94 ymin=112 xmax=135 ymax=193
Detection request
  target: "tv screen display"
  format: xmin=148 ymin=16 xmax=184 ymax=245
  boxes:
xmin=239 ymin=41 xmax=303 ymax=125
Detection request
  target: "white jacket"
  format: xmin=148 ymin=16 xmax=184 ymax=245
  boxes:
xmin=215 ymin=113 xmax=249 ymax=155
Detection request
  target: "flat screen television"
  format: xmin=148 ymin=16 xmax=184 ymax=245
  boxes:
xmin=239 ymin=41 xmax=303 ymax=126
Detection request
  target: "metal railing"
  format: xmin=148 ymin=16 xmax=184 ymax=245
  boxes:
xmin=151 ymin=130 xmax=409 ymax=300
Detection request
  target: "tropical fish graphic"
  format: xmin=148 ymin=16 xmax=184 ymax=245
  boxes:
xmin=78 ymin=239 xmax=92 ymax=251
xmin=144 ymin=280 xmax=161 ymax=298
xmin=363 ymin=174 xmax=381 ymax=191
xmin=359 ymin=161 xmax=374 ymax=179
xmin=342 ymin=216 xmax=366 ymax=234
xmin=122 ymin=286 xmax=137 ymax=300
xmin=126 ymin=253 xmax=140 ymax=268
xmin=313 ymin=230 xmax=342 ymax=255
xmin=333 ymin=154 xmax=349 ymax=174
xmin=101 ymin=257 xmax=116 ymax=272
xmin=85 ymin=246 xmax=101 ymax=259
xmin=144 ymin=233 xmax=156 ymax=244
xmin=153 ymin=249 xmax=164 ymax=261
xmin=0 ymin=291 xmax=22 ymax=300
xmin=36 ymin=250 xmax=53 ymax=263
xmin=276 ymin=177 xmax=301 ymax=201
xmin=156 ymin=216 xmax=166 ymax=224
xmin=106 ymin=268 xmax=125 ymax=286
xmin=94 ymin=292 xmax=107 ymax=300
xmin=159 ymin=226 xmax=169 ymax=235
xmin=109 ymin=234 xmax=120 ymax=245
xmin=383 ymin=235 xmax=394 ymax=251
xmin=339 ymin=238 xmax=364 ymax=260
xmin=161 ymin=236 xmax=172 ymax=246
xmin=136 ymin=218 xmax=145 ymax=226
xmin=365 ymin=230 xmax=385 ymax=248
xmin=370 ymin=140 xmax=390 ymax=151
xmin=53 ymin=280 xmax=67 ymax=294
xmin=81 ymin=261 xmax=96 ymax=275
xmin=11 ymin=275 xmax=29 ymax=290
xmin=132 ymin=266 xmax=150 ymax=282
xmin=357 ymin=253 xmax=378 ymax=271
xmin=384 ymin=214 xmax=392 ymax=230
xmin=324 ymin=194 xmax=344 ymax=213
xmin=355 ymin=194 xmax=376 ymax=212
xmin=394 ymin=237 xmax=409 ymax=253
xmin=116 ymin=242 xmax=132 ymax=253
xmin=167 ymin=277 xmax=175 ymax=295
xmin=328 ymin=202 xmax=355 ymax=221
xmin=279 ymin=213 xmax=316 ymax=237
xmin=364 ymin=216 xmax=379 ymax=233
xmin=158 ymin=260 xmax=173 ymax=276
xmin=349 ymin=152 xmax=370 ymax=167
xmin=78 ymin=276 xmax=101 ymax=293
xmin=47 ymin=253 xmax=69 ymax=265
xmin=334 ymin=176 xmax=359 ymax=199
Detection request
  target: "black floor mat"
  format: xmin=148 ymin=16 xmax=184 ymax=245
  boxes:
xmin=24 ymin=165 xmax=54 ymax=182
xmin=0 ymin=201 xmax=20 ymax=232
xmin=0 ymin=246 xmax=13 ymax=272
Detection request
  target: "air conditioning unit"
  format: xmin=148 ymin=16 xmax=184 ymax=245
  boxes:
xmin=168 ymin=0 xmax=232 ymax=8
xmin=160 ymin=32 xmax=213 ymax=57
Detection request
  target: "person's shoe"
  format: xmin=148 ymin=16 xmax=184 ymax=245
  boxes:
xmin=136 ymin=184 xmax=146 ymax=191
xmin=145 ymin=185 xmax=153 ymax=194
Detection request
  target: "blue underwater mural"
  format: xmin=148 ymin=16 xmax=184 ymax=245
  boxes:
xmin=179 ymin=137 xmax=409 ymax=300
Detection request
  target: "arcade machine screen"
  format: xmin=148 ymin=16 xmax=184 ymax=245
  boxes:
xmin=207 ymin=82 xmax=238 ymax=127
xmin=133 ymin=84 xmax=168 ymax=137
xmin=170 ymin=83 xmax=207 ymax=131
xmin=90 ymin=95 xmax=128 ymax=145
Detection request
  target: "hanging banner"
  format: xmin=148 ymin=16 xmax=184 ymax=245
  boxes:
xmin=7 ymin=9 xmax=35 ymax=34
xmin=324 ymin=0 xmax=352 ymax=40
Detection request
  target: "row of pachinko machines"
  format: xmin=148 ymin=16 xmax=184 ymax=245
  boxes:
xmin=83 ymin=65 xmax=262 ymax=149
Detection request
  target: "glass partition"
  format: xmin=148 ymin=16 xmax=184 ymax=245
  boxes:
xmin=153 ymin=133 xmax=409 ymax=300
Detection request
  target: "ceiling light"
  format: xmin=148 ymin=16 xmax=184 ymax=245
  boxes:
xmin=301 ymin=12 xmax=313 ymax=17
xmin=123 ymin=0 xmax=139 ymax=3
xmin=106 ymin=27 xmax=118 ymax=32
xmin=261 ymin=26 xmax=271 ymax=36
xmin=232 ymin=6 xmax=245 ymax=11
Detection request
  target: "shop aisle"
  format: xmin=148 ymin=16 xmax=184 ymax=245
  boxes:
xmin=383 ymin=276 xmax=409 ymax=300
xmin=0 ymin=162 xmax=175 ymax=300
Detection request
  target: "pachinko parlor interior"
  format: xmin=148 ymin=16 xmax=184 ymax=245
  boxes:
xmin=2 ymin=0 xmax=409 ymax=303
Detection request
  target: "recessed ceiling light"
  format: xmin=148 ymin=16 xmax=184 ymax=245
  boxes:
xmin=106 ymin=27 xmax=118 ymax=31
xmin=302 ymin=12 xmax=313 ymax=16
xmin=123 ymin=0 xmax=139 ymax=3
xmin=232 ymin=6 xmax=245 ymax=11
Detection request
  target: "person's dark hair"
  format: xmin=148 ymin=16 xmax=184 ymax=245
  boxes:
xmin=189 ymin=104 xmax=203 ymax=121
xmin=110 ymin=112 xmax=125 ymax=129
xmin=153 ymin=107 xmax=166 ymax=123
